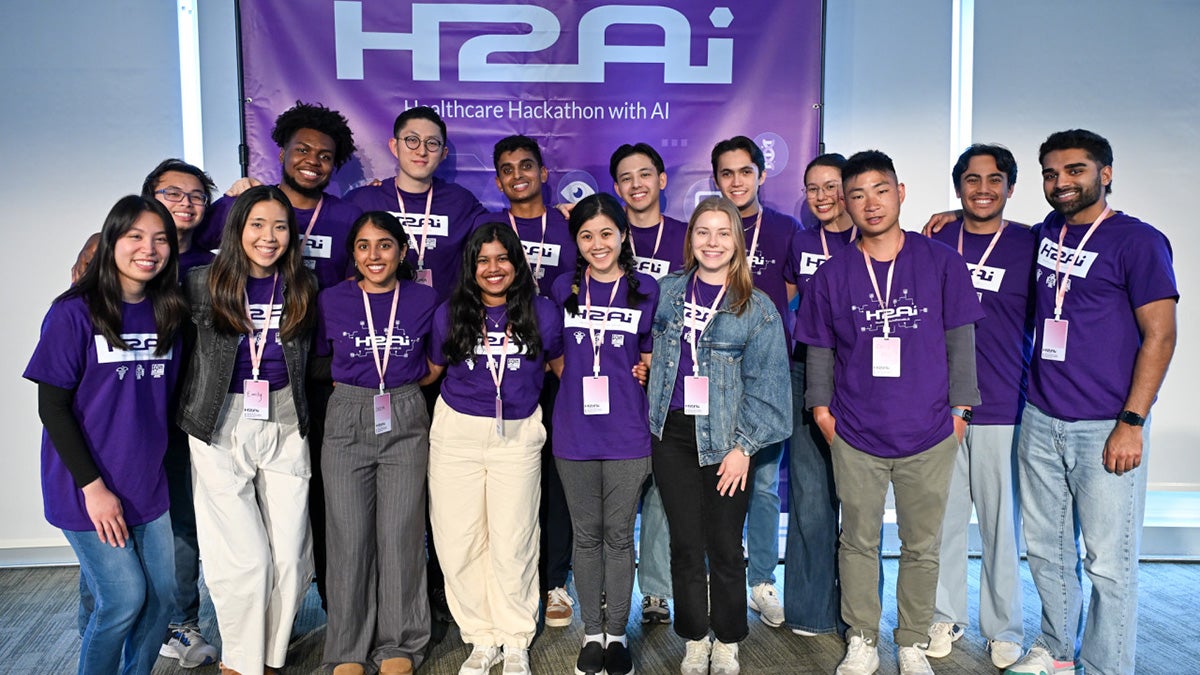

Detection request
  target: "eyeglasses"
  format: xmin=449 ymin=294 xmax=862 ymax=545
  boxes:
xmin=399 ymin=135 xmax=444 ymax=153
xmin=155 ymin=187 xmax=210 ymax=206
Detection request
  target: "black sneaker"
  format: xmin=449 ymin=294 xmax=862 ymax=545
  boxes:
xmin=429 ymin=587 xmax=454 ymax=624
xmin=640 ymin=595 xmax=670 ymax=624
xmin=605 ymin=641 xmax=635 ymax=675
xmin=575 ymin=641 xmax=606 ymax=675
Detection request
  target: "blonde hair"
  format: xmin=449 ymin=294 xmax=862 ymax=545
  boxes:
xmin=684 ymin=196 xmax=754 ymax=316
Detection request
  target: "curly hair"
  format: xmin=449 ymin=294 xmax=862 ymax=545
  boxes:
xmin=271 ymin=101 xmax=356 ymax=169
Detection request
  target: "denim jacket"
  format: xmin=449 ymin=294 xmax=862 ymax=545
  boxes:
xmin=647 ymin=271 xmax=792 ymax=466
xmin=176 ymin=265 xmax=312 ymax=444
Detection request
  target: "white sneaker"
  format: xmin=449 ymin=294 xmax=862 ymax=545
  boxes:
xmin=790 ymin=628 xmax=819 ymax=637
xmin=545 ymin=586 xmax=575 ymax=627
xmin=835 ymin=635 xmax=879 ymax=675
xmin=988 ymin=640 xmax=1024 ymax=669
xmin=1003 ymin=646 xmax=1078 ymax=674
xmin=709 ymin=641 xmax=739 ymax=675
xmin=747 ymin=582 xmax=784 ymax=628
xmin=680 ymin=637 xmax=711 ymax=675
xmin=159 ymin=624 xmax=219 ymax=668
xmin=458 ymin=645 xmax=502 ymax=675
xmin=898 ymin=645 xmax=934 ymax=675
xmin=502 ymin=646 xmax=531 ymax=675
xmin=924 ymin=622 xmax=963 ymax=658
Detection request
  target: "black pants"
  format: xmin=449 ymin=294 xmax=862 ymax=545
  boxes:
xmin=307 ymin=381 xmax=333 ymax=607
xmin=539 ymin=373 xmax=573 ymax=592
xmin=653 ymin=409 xmax=752 ymax=643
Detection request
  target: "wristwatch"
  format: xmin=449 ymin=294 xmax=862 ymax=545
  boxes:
xmin=1117 ymin=410 xmax=1146 ymax=427
xmin=951 ymin=407 xmax=973 ymax=424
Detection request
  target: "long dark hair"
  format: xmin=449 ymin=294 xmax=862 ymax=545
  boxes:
xmin=564 ymin=192 xmax=646 ymax=316
xmin=346 ymin=211 xmax=416 ymax=281
xmin=443 ymin=223 xmax=542 ymax=364
xmin=207 ymin=185 xmax=317 ymax=341
xmin=58 ymin=195 xmax=186 ymax=356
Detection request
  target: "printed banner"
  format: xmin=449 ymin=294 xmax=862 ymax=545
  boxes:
xmin=237 ymin=0 xmax=824 ymax=221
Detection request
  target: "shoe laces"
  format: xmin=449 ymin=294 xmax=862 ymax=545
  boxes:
xmin=548 ymin=586 xmax=574 ymax=607
xmin=754 ymin=583 xmax=779 ymax=601
xmin=898 ymin=645 xmax=931 ymax=671
xmin=843 ymin=636 xmax=875 ymax=666
xmin=175 ymin=625 xmax=204 ymax=646
xmin=711 ymin=641 xmax=738 ymax=667
xmin=682 ymin=639 xmax=710 ymax=667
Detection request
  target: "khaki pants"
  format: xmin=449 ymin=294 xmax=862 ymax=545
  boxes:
xmin=428 ymin=398 xmax=544 ymax=649
xmin=831 ymin=433 xmax=957 ymax=648
xmin=189 ymin=386 xmax=312 ymax=675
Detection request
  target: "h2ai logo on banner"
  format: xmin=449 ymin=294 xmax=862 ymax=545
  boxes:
xmin=333 ymin=2 xmax=734 ymax=84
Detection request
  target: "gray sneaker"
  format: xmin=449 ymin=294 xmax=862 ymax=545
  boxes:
xmin=159 ymin=624 xmax=218 ymax=668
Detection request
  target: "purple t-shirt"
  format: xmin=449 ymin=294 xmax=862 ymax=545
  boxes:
xmin=429 ymin=296 xmax=564 ymax=419
xmin=178 ymin=247 xmax=215 ymax=279
xmin=202 ymin=191 xmax=361 ymax=290
xmin=231 ymin=275 xmax=288 ymax=393
xmin=24 ymin=296 xmax=179 ymax=531
xmin=670 ymin=276 xmax=726 ymax=411
xmin=1027 ymin=210 xmax=1177 ymax=421
xmin=316 ymin=278 xmax=438 ymax=388
xmin=628 ymin=215 xmax=688 ymax=280
xmin=484 ymin=208 xmax=577 ymax=298
xmin=345 ymin=177 xmax=488 ymax=301
xmin=795 ymin=232 xmax=985 ymax=458
xmin=550 ymin=272 xmax=658 ymax=460
xmin=744 ymin=207 xmax=801 ymax=338
xmin=783 ymin=225 xmax=857 ymax=295
xmin=931 ymin=221 xmax=1036 ymax=425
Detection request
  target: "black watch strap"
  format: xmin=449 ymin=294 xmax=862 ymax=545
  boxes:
xmin=1117 ymin=410 xmax=1146 ymax=427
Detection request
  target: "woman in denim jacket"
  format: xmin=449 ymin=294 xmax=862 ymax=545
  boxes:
xmin=177 ymin=185 xmax=318 ymax=675
xmin=646 ymin=197 xmax=791 ymax=675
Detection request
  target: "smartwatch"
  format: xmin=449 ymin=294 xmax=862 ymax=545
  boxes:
xmin=951 ymin=407 xmax=973 ymax=424
xmin=1117 ymin=410 xmax=1146 ymax=427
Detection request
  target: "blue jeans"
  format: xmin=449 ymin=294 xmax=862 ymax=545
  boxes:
xmin=1018 ymin=404 xmax=1148 ymax=675
xmin=64 ymin=512 xmax=176 ymax=675
xmin=745 ymin=439 xmax=783 ymax=587
xmin=782 ymin=358 xmax=842 ymax=634
xmin=636 ymin=477 xmax=672 ymax=599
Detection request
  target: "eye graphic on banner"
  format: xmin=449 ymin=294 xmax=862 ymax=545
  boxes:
xmin=237 ymin=1 xmax=822 ymax=220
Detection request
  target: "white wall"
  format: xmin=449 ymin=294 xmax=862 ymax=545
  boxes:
xmin=2 ymin=1 xmax=1196 ymax=560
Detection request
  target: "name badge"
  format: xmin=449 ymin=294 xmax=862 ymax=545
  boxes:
xmin=243 ymin=379 xmax=270 ymax=419
xmin=582 ymin=376 xmax=610 ymax=415
xmin=373 ymin=393 xmax=392 ymax=435
xmin=494 ymin=396 xmax=505 ymax=438
xmin=415 ymin=268 xmax=433 ymax=287
xmin=872 ymin=337 xmax=901 ymax=378
xmin=1041 ymin=318 xmax=1069 ymax=361
xmin=684 ymin=375 xmax=709 ymax=416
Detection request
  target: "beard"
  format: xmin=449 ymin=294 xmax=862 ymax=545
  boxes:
xmin=1050 ymin=176 xmax=1103 ymax=219
xmin=282 ymin=169 xmax=329 ymax=201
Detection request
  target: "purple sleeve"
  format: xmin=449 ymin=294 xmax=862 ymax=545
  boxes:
xmin=638 ymin=277 xmax=659 ymax=353
xmin=782 ymin=229 xmax=801 ymax=285
xmin=939 ymin=245 xmax=986 ymax=330
xmin=24 ymin=300 xmax=89 ymax=390
xmin=794 ymin=266 xmax=836 ymax=348
xmin=314 ymin=289 xmax=333 ymax=358
xmin=538 ymin=297 xmax=564 ymax=360
xmin=1124 ymin=228 xmax=1178 ymax=308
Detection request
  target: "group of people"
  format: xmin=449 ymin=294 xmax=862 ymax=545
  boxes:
xmin=25 ymin=98 xmax=1175 ymax=675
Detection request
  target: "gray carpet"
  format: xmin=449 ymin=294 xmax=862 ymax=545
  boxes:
xmin=2 ymin=559 xmax=1198 ymax=674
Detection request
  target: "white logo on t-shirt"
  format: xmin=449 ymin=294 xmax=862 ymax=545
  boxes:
xmin=633 ymin=256 xmax=670 ymax=279
xmin=563 ymin=307 xmax=642 ymax=333
xmin=521 ymin=240 xmax=561 ymax=268
xmin=389 ymin=212 xmax=450 ymax=238
xmin=94 ymin=333 xmax=173 ymax=364
xmin=1037 ymin=239 xmax=1098 ymax=278
xmin=967 ymin=263 xmax=1005 ymax=293
xmin=799 ymin=251 xmax=827 ymax=278
xmin=302 ymin=234 xmax=333 ymax=259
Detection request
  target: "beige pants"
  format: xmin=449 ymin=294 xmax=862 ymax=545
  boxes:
xmin=428 ymin=398 xmax=544 ymax=648
xmin=189 ymin=387 xmax=312 ymax=675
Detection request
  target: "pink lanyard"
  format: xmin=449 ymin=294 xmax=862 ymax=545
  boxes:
xmin=629 ymin=217 xmax=664 ymax=259
xmin=360 ymin=284 xmax=401 ymax=393
xmin=686 ymin=275 xmax=727 ymax=377
xmin=957 ymin=221 xmax=1006 ymax=277
xmin=482 ymin=320 xmax=511 ymax=400
xmin=508 ymin=210 xmax=547 ymax=282
xmin=744 ymin=211 xmax=763 ymax=265
xmin=396 ymin=183 xmax=434 ymax=270
xmin=862 ymin=244 xmax=898 ymax=337
xmin=1052 ymin=207 xmax=1110 ymax=320
xmin=243 ymin=273 xmax=279 ymax=380
xmin=299 ymin=196 xmax=325 ymax=251
xmin=583 ymin=269 xmax=622 ymax=377
xmin=820 ymin=224 xmax=857 ymax=260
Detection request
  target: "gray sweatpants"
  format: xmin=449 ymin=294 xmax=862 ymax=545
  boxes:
xmin=555 ymin=455 xmax=652 ymax=635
